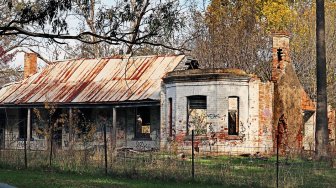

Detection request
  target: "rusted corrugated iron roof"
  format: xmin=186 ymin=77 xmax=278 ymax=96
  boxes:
xmin=0 ymin=55 xmax=185 ymax=105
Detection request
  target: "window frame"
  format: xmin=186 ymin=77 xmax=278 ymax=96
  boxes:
xmin=228 ymin=96 xmax=239 ymax=135
xmin=134 ymin=107 xmax=151 ymax=140
xmin=187 ymin=95 xmax=207 ymax=135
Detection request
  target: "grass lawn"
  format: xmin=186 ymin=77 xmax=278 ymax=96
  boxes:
xmin=0 ymin=168 xmax=224 ymax=188
xmin=1 ymin=152 xmax=336 ymax=187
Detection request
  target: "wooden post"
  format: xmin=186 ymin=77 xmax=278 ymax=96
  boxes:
xmin=192 ymin=130 xmax=195 ymax=180
xmin=276 ymin=122 xmax=279 ymax=188
xmin=27 ymin=109 xmax=31 ymax=150
xmin=49 ymin=116 xmax=53 ymax=167
xmin=103 ymin=121 xmax=108 ymax=175
xmin=111 ymin=108 xmax=117 ymax=157
xmin=24 ymin=119 xmax=27 ymax=169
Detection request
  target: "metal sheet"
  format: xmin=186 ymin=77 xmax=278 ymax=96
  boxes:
xmin=0 ymin=55 xmax=185 ymax=105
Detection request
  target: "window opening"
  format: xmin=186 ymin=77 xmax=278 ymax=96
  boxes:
xmin=228 ymin=97 xmax=239 ymax=135
xmin=168 ymin=98 xmax=173 ymax=137
xmin=187 ymin=96 xmax=207 ymax=135
xmin=135 ymin=107 xmax=151 ymax=139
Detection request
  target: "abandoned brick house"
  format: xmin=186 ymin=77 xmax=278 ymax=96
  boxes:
xmin=0 ymin=33 xmax=334 ymax=155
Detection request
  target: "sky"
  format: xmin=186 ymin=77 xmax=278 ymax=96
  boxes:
xmin=10 ymin=0 xmax=209 ymax=69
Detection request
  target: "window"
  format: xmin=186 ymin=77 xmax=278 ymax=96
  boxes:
xmin=32 ymin=108 xmax=48 ymax=139
xmin=168 ymin=98 xmax=173 ymax=137
xmin=18 ymin=119 xmax=27 ymax=140
xmin=228 ymin=97 xmax=239 ymax=135
xmin=75 ymin=108 xmax=93 ymax=138
xmin=187 ymin=96 xmax=207 ymax=135
xmin=52 ymin=109 xmax=65 ymax=147
xmin=135 ymin=107 xmax=151 ymax=139
xmin=18 ymin=109 xmax=30 ymax=140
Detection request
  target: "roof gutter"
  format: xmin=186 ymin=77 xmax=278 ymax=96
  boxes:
xmin=0 ymin=100 xmax=160 ymax=109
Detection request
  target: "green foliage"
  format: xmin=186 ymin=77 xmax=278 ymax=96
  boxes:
xmin=193 ymin=0 xmax=336 ymax=106
xmin=0 ymin=168 xmax=223 ymax=188
xmin=1 ymin=0 xmax=186 ymax=52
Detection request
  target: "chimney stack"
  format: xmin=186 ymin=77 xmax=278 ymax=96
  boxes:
xmin=271 ymin=32 xmax=290 ymax=82
xmin=24 ymin=53 xmax=37 ymax=78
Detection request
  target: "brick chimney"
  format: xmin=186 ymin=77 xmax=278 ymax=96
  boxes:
xmin=24 ymin=53 xmax=37 ymax=78
xmin=271 ymin=32 xmax=290 ymax=82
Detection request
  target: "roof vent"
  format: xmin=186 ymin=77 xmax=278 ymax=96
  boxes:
xmin=185 ymin=58 xmax=199 ymax=69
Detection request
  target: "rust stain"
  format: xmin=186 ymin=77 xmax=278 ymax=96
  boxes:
xmin=0 ymin=55 xmax=185 ymax=105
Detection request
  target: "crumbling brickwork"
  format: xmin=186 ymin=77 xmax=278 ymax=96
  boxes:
xmin=328 ymin=107 xmax=336 ymax=146
xmin=272 ymin=33 xmax=307 ymax=154
xmin=258 ymin=82 xmax=274 ymax=154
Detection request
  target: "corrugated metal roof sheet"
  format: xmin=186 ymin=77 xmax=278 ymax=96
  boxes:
xmin=0 ymin=55 xmax=185 ymax=105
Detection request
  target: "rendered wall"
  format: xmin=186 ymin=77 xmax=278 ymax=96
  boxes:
xmin=162 ymin=77 xmax=269 ymax=155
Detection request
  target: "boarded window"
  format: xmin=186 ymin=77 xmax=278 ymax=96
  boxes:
xmin=228 ymin=97 xmax=239 ymax=135
xmin=135 ymin=107 xmax=151 ymax=139
xmin=187 ymin=96 xmax=207 ymax=135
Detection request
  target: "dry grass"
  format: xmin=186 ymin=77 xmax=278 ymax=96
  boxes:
xmin=1 ymin=149 xmax=336 ymax=187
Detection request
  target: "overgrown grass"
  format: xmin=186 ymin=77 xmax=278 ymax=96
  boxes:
xmin=0 ymin=169 xmax=225 ymax=188
xmin=1 ymin=149 xmax=336 ymax=187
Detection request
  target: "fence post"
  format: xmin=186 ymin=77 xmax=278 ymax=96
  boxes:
xmin=276 ymin=122 xmax=279 ymax=188
xmin=49 ymin=117 xmax=53 ymax=167
xmin=103 ymin=122 xmax=108 ymax=175
xmin=192 ymin=129 xmax=195 ymax=180
xmin=24 ymin=135 xmax=27 ymax=169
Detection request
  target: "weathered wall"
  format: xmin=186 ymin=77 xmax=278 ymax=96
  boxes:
xmin=303 ymin=107 xmax=335 ymax=151
xmin=328 ymin=107 xmax=336 ymax=146
xmin=162 ymin=75 xmax=268 ymax=155
xmin=303 ymin=113 xmax=316 ymax=151
xmin=116 ymin=106 xmax=161 ymax=151
xmin=2 ymin=106 xmax=161 ymax=151
xmin=1 ymin=108 xmax=47 ymax=150
xmin=273 ymin=64 xmax=304 ymax=154
xmin=272 ymin=33 xmax=306 ymax=154
xmin=258 ymin=81 xmax=274 ymax=154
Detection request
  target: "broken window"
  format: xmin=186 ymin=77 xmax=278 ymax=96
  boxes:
xmin=228 ymin=97 xmax=239 ymax=135
xmin=187 ymin=96 xmax=207 ymax=135
xmin=135 ymin=107 xmax=151 ymax=140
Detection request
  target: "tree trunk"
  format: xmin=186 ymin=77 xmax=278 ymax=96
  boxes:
xmin=315 ymin=0 xmax=329 ymax=159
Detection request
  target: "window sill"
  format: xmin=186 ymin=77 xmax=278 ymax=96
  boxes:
xmin=226 ymin=135 xmax=243 ymax=140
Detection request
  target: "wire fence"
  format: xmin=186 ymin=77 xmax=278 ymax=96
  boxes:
xmin=0 ymin=134 xmax=336 ymax=187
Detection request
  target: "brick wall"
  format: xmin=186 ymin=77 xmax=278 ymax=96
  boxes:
xmin=24 ymin=53 xmax=37 ymax=78
xmin=328 ymin=107 xmax=336 ymax=146
xmin=272 ymin=33 xmax=306 ymax=154
xmin=258 ymin=81 xmax=274 ymax=154
xmin=271 ymin=32 xmax=290 ymax=82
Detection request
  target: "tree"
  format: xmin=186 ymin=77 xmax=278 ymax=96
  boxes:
xmin=191 ymin=0 xmax=295 ymax=81
xmin=0 ymin=0 xmax=188 ymax=55
xmin=0 ymin=45 xmax=21 ymax=86
xmin=192 ymin=0 xmax=335 ymax=107
xmin=291 ymin=1 xmax=336 ymax=108
xmin=191 ymin=0 xmax=335 ymax=157
xmin=315 ymin=0 xmax=329 ymax=158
